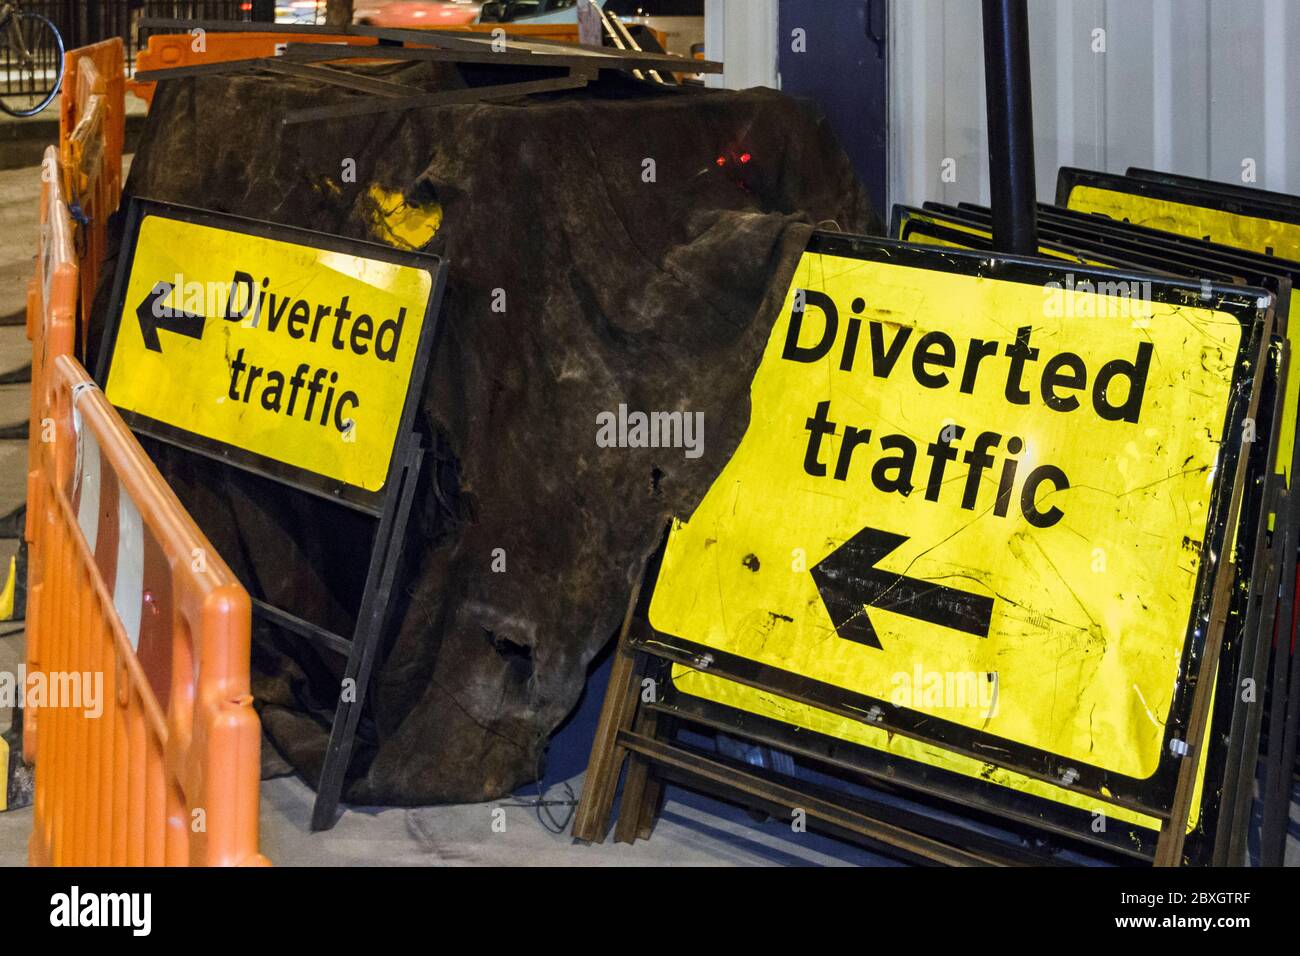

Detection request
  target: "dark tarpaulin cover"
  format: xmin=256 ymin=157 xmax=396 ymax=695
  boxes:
xmin=96 ymin=63 xmax=875 ymax=804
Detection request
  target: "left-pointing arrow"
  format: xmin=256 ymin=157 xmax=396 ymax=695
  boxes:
xmin=811 ymin=525 xmax=994 ymax=650
xmin=136 ymin=281 xmax=206 ymax=353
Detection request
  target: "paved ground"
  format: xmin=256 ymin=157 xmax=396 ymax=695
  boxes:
xmin=0 ymin=154 xmax=1293 ymax=867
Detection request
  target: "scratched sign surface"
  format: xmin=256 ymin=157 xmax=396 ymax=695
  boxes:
xmin=649 ymin=235 xmax=1262 ymax=802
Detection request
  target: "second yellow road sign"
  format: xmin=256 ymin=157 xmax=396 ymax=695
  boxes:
xmin=647 ymin=233 xmax=1270 ymax=815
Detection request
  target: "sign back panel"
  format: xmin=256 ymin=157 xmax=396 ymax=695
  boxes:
xmin=647 ymin=235 xmax=1267 ymax=814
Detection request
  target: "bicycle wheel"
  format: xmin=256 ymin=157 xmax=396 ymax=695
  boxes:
xmin=0 ymin=12 xmax=65 ymax=118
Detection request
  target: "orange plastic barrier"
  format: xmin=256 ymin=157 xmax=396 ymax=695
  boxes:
xmin=25 ymin=148 xmax=76 ymax=553
xmin=25 ymin=353 xmax=265 ymax=866
xmin=22 ymin=150 xmax=265 ymax=866
xmin=59 ymin=39 xmax=126 ymax=362
xmin=128 ymin=31 xmax=380 ymax=107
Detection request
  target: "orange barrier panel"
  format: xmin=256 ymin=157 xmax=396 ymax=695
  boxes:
xmin=128 ymin=31 xmax=380 ymax=107
xmin=25 ymin=148 xmax=76 ymax=554
xmin=22 ymin=146 xmax=264 ymax=864
xmin=444 ymin=22 xmax=670 ymax=58
xmin=25 ymin=355 xmax=265 ymax=866
xmin=443 ymin=23 xmax=583 ymax=42
xmin=59 ymin=39 xmax=126 ymax=363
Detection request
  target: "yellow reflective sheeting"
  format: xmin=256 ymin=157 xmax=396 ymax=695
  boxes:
xmin=650 ymin=249 xmax=1242 ymax=791
xmin=905 ymin=208 xmax=1300 ymax=482
xmin=1063 ymin=184 xmax=1300 ymax=476
xmin=0 ymin=555 xmax=13 ymax=621
xmin=366 ymin=184 xmax=443 ymax=251
xmin=1067 ymin=183 xmax=1300 ymax=261
xmin=106 ymin=213 xmax=435 ymax=492
xmin=874 ymin=219 xmax=1239 ymax=830
xmin=1279 ymin=290 xmax=1300 ymax=481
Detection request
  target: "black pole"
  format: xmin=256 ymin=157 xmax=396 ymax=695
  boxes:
xmin=981 ymin=0 xmax=1037 ymax=255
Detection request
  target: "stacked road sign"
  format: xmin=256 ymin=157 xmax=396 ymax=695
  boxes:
xmin=580 ymin=167 xmax=1300 ymax=867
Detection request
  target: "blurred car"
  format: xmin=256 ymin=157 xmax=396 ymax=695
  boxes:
xmin=353 ymin=1 xmax=484 ymax=26
xmin=479 ymin=0 xmax=703 ymax=59
xmin=276 ymin=0 xmax=327 ymax=23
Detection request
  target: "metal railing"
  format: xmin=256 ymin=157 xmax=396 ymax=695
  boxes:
xmin=2 ymin=1 xmax=254 ymax=90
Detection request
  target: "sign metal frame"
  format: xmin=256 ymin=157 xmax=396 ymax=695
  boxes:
xmin=630 ymin=233 xmax=1271 ymax=820
xmin=98 ymin=197 xmax=448 ymax=830
xmin=576 ymin=235 xmax=1279 ymax=865
xmin=898 ymin=196 xmax=1300 ymax=863
xmin=1057 ymin=167 xmax=1300 ymax=233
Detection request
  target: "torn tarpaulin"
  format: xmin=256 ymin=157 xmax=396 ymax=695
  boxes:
xmin=97 ymin=65 xmax=875 ymax=804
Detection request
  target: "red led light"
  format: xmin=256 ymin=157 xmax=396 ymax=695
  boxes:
xmin=739 ymin=152 xmax=752 ymax=164
xmin=715 ymin=155 xmax=727 ymax=167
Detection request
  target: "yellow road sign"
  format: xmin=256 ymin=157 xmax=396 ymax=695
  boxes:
xmin=1059 ymin=168 xmax=1300 ymax=263
xmin=101 ymin=201 xmax=444 ymax=495
xmin=648 ymin=235 xmax=1266 ymax=814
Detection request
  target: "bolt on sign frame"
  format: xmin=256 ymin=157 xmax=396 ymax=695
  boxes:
xmin=1050 ymin=175 xmax=1300 ymax=867
xmin=97 ymin=198 xmax=447 ymax=831
xmin=892 ymin=203 xmax=1300 ymax=864
xmin=575 ymin=233 xmax=1276 ymax=866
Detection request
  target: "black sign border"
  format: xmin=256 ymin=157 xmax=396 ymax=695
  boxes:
xmin=635 ymin=232 xmax=1271 ymax=819
xmin=97 ymin=197 xmax=448 ymax=515
xmin=1057 ymin=167 xmax=1300 ymax=232
xmin=894 ymin=205 xmax=1300 ymax=863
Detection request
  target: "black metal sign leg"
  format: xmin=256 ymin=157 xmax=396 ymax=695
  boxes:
xmin=310 ymin=447 xmax=425 ymax=832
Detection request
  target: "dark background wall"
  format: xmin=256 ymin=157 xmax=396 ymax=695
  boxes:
xmin=778 ymin=0 xmax=888 ymax=218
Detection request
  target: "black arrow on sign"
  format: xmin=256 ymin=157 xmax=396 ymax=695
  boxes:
xmin=810 ymin=526 xmax=994 ymax=650
xmin=136 ymin=281 xmax=206 ymax=353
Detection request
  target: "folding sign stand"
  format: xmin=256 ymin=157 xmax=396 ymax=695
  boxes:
xmin=575 ymin=342 xmax=1279 ymax=865
xmin=891 ymin=195 xmax=1300 ymax=864
xmin=576 ymin=0 xmax=1280 ymax=866
xmin=573 ymin=233 xmax=1276 ymax=865
xmin=254 ymin=442 xmax=427 ymax=831
xmin=97 ymin=198 xmax=447 ymax=831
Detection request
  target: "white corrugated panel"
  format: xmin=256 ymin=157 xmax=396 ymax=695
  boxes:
xmin=888 ymin=0 xmax=1299 ymax=211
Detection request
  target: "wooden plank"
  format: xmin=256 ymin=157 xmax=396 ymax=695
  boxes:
xmin=281 ymin=40 xmax=719 ymax=76
xmin=613 ymin=705 xmax=659 ymax=844
xmin=256 ymin=60 xmax=419 ymax=97
xmin=570 ymin=570 xmax=647 ymax=844
xmin=281 ymin=74 xmax=591 ymax=125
